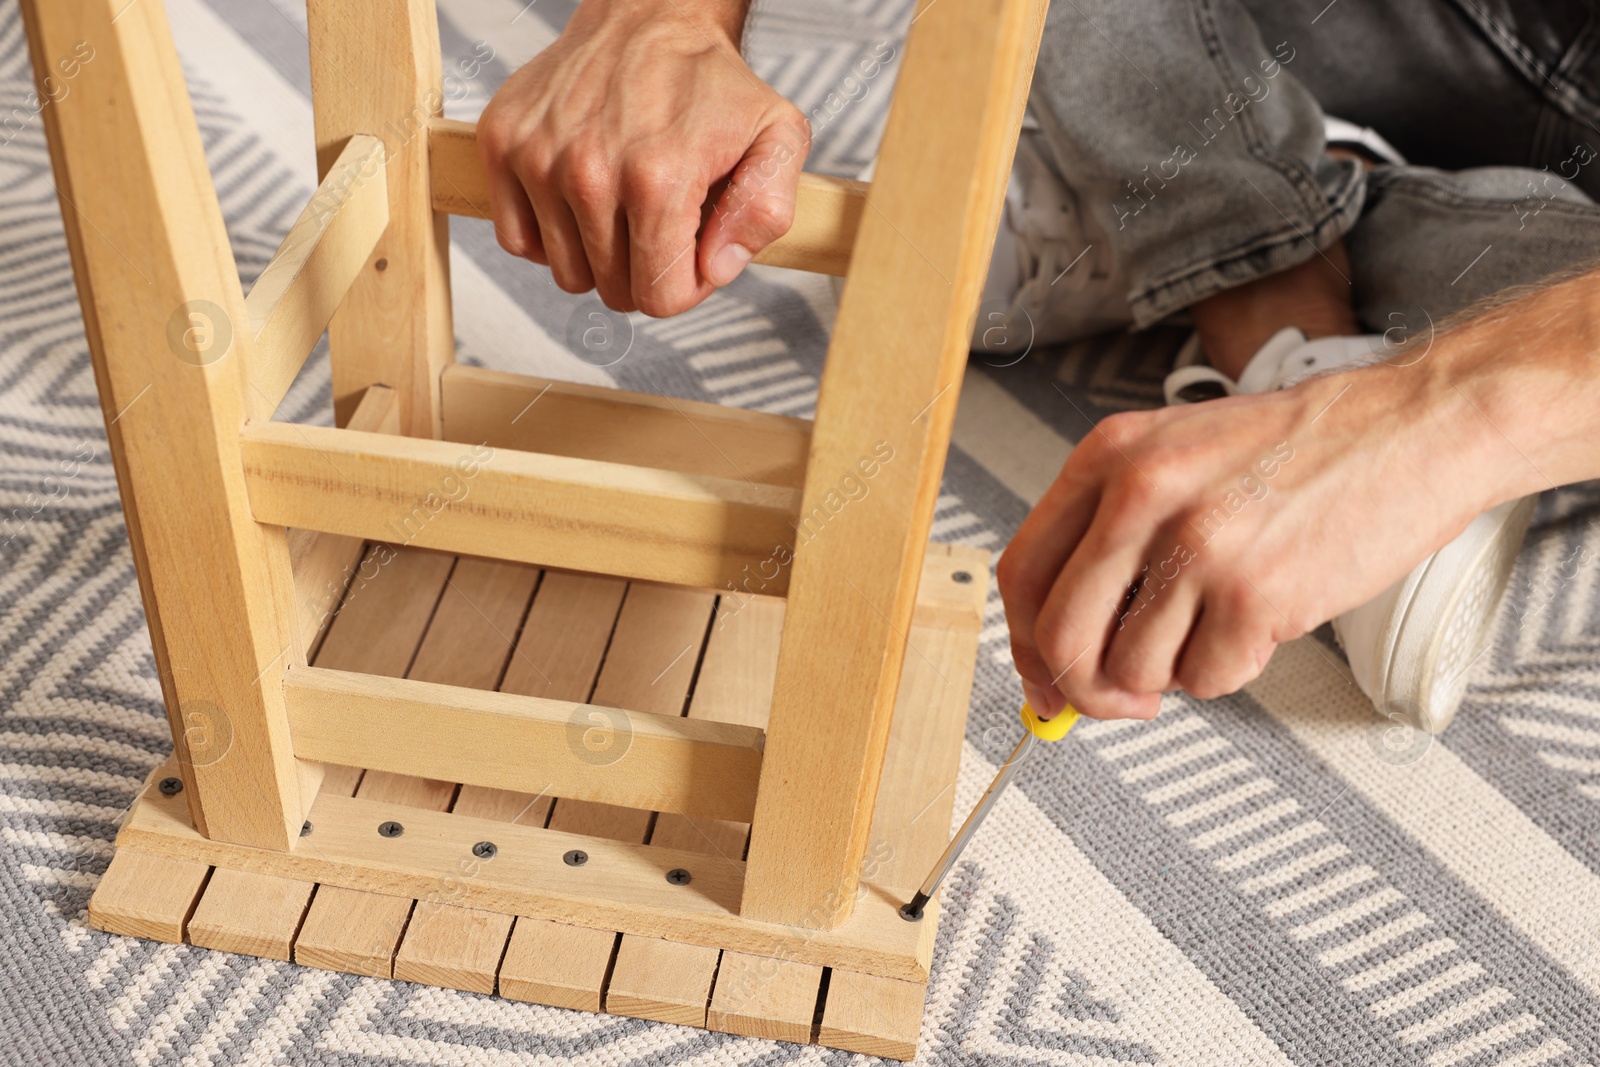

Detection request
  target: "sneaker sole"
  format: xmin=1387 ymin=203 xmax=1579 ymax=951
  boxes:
xmin=1339 ymin=496 xmax=1536 ymax=734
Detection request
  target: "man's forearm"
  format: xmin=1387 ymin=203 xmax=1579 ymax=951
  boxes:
xmin=594 ymin=0 xmax=752 ymax=43
xmin=1441 ymin=266 xmax=1600 ymax=501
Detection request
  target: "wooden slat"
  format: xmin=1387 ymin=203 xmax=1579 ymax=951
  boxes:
xmin=819 ymin=544 xmax=990 ymax=1060
xmin=817 ymin=972 xmax=929 ymax=1060
xmin=708 ymin=953 xmax=823 ymax=1044
xmin=306 ymin=0 xmax=453 ymax=435
xmin=439 ymin=365 xmax=811 ymax=490
xmin=499 ymin=920 xmax=613 ymax=1012
xmin=688 ymin=595 xmax=826 ymax=1042
xmin=286 ymin=384 xmax=400 ymax=657
xmin=391 ymin=556 xmax=537 ymax=993
xmin=283 ymin=667 xmax=764 ymax=822
xmin=606 ymin=937 xmax=720 ymax=1027
xmin=428 ymin=118 xmax=864 ymax=276
xmin=240 ymin=423 xmax=801 ymax=593
xmin=244 ymin=134 xmax=389 ymax=419
xmin=22 ymin=0 xmax=315 ymax=850
xmin=528 ymin=583 xmax=716 ymax=1013
xmin=290 ymin=546 xmax=458 ymax=978
xmin=188 ymin=868 xmax=313 ymax=961
xmin=88 ymin=849 xmax=208 ymax=943
xmin=496 ymin=572 xmax=631 ymax=1010
xmin=610 ymin=593 xmax=786 ymax=1028
xmin=743 ymin=0 xmax=1047 ymax=928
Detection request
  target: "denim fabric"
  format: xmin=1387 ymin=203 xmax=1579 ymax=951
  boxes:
xmin=1029 ymin=0 xmax=1600 ymax=331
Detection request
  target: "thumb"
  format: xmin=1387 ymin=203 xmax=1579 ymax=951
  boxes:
xmin=700 ymin=116 xmax=809 ymax=286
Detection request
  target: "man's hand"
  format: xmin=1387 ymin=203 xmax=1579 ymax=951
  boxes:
xmin=477 ymin=0 xmax=809 ymax=317
xmin=997 ymin=355 xmax=1520 ymax=721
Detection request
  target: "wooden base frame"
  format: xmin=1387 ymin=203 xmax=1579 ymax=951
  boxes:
xmin=90 ymin=542 xmax=987 ymax=1059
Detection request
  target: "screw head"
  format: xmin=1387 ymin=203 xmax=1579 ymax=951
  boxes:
xmin=300 ymin=820 xmax=313 ymax=837
xmin=563 ymin=849 xmax=588 ymax=867
xmin=157 ymin=776 xmax=183 ymax=796
xmin=665 ymin=868 xmax=692 ymax=886
xmin=472 ymin=841 xmax=497 ymax=860
xmin=378 ymin=821 xmax=404 ymax=838
xmin=374 ymin=257 xmax=389 ymax=271
xmin=898 ymin=902 xmax=924 ymax=923
xmin=951 ymin=570 xmax=973 ymax=584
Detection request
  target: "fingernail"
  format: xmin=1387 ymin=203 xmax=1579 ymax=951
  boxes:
xmin=708 ymin=243 xmax=752 ymax=286
xmin=1021 ymin=680 xmax=1059 ymax=718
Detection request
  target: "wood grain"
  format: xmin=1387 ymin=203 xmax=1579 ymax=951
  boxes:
xmin=285 ymin=384 xmax=400 ymax=658
xmin=291 ymin=546 xmax=458 ymax=977
xmin=306 ymin=0 xmax=453 ymax=434
xmin=240 ymin=422 xmax=801 ymax=593
xmin=819 ymin=543 xmax=990 ymax=1059
xmin=20 ymin=0 xmax=316 ymax=848
xmin=88 ymin=849 xmax=208 ymax=944
xmin=283 ymin=667 xmax=764 ymax=821
xmin=743 ymin=0 xmax=1047 ymax=928
xmin=244 ymin=134 xmax=389 ymax=419
xmin=439 ymin=365 xmax=811 ymax=490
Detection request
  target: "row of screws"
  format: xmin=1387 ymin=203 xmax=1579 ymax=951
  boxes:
xmin=162 ymin=779 xmax=695 ymax=886
xmin=366 ymin=822 xmax=691 ymax=885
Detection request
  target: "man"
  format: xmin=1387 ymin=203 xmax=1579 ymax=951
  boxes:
xmin=477 ymin=0 xmax=1600 ymax=729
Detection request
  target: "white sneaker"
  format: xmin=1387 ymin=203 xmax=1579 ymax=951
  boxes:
xmin=1164 ymin=327 xmax=1535 ymax=733
xmin=971 ymin=125 xmax=1131 ymax=357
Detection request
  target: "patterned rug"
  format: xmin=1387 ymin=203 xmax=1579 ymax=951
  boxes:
xmin=4 ymin=0 xmax=1600 ymax=1063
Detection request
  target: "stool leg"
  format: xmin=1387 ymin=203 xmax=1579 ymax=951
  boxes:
xmin=307 ymin=0 xmax=455 ymax=438
xmin=22 ymin=0 xmax=316 ymax=849
xmin=742 ymin=0 xmax=1048 ymax=929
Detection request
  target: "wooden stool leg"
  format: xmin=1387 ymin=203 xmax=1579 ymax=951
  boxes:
xmin=741 ymin=0 xmax=1047 ymax=929
xmin=21 ymin=0 xmax=314 ymax=849
xmin=306 ymin=0 xmax=454 ymax=436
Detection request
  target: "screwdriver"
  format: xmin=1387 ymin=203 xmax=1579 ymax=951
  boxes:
xmin=900 ymin=702 xmax=1079 ymax=921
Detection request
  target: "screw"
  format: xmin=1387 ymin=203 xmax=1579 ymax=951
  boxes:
xmin=300 ymin=820 xmax=313 ymax=837
xmin=374 ymin=257 xmax=388 ymax=271
xmin=951 ymin=570 xmax=973 ymax=584
xmin=158 ymin=777 xmax=183 ymax=796
xmin=472 ymin=841 xmax=497 ymax=859
xmin=898 ymin=902 xmax=924 ymax=923
xmin=563 ymin=849 xmax=588 ymax=867
xmin=666 ymin=868 xmax=692 ymax=886
xmin=378 ymin=821 xmax=404 ymax=838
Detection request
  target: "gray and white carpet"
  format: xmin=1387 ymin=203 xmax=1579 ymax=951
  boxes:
xmin=4 ymin=0 xmax=1600 ymax=1063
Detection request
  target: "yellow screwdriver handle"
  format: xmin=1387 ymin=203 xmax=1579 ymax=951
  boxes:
xmin=1021 ymin=702 xmax=1080 ymax=742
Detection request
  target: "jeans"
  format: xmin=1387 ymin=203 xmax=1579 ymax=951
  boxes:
xmin=1030 ymin=0 xmax=1600 ymax=334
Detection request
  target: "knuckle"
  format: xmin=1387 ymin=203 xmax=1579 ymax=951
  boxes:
xmin=620 ymin=152 xmax=685 ymax=207
xmin=476 ymin=106 xmax=515 ymax=160
xmin=1094 ymin=410 xmax=1148 ymax=451
xmin=739 ymin=192 xmax=795 ymax=241
xmin=511 ymin=143 xmax=556 ymax=188
xmin=561 ymin=149 xmax=613 ymax=211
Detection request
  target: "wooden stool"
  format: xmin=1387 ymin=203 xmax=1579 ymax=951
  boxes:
xmin=22 ymin=0 xmax=1043 ymax=1056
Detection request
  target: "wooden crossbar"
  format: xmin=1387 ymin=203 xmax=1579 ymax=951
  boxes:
xmin=244 ymin=134 xmax=389 ymax=419
xmin=240 ymin=422 xmax=801 ymax=591
xmin=283 ymin=666 xmax=765 ymax=821
xmin=440 ymin=365 xmax=812 ymax=489
xmin=427 ymin=118 xmax=866 ymax=276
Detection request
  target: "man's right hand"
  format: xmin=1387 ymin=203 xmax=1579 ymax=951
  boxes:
xmin=477 ymin=0 xmax=810 ymax=317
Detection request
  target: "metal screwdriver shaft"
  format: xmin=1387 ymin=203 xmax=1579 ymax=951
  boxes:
xmin=900 ymin=703 xmax=1079 ymax=922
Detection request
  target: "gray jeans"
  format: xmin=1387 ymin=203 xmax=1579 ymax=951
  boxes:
xmin=1031 ymin=0 xmax=1600 ymax=333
